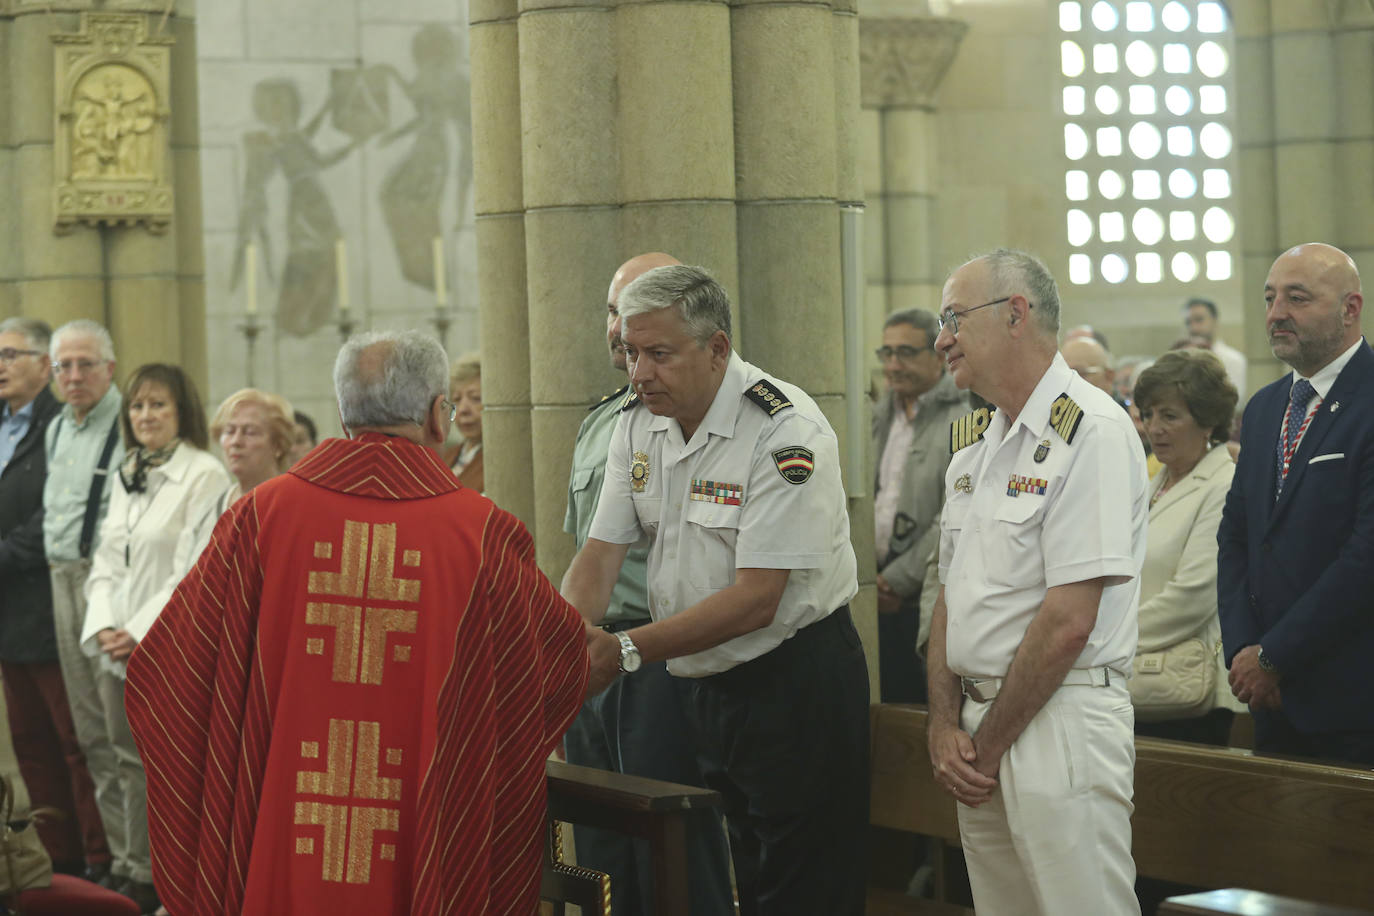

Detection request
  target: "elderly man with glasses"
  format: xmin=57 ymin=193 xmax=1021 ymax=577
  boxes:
xmin=872 ymin=308 xmax=967 ymax=703
xmin=926 ymin=250 xmax=1148 ymax=916
xmin=1 ymin=318 xmax=113 ymax=885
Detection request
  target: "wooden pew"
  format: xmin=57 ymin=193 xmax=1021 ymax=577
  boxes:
xmin=1158 ymin=888 xmax=1374 ymax=916
xmin=870 ymin=704 xmax=1374 ymax=911
xmin=543 ymin=760 xmax=723 ymax=916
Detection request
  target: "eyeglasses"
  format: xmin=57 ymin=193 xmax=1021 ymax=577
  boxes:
xmin=441 ymin=398 xmax=458 ymax=423
xmin=938 ymin=296 xmax=1034 ymax=336
xmin=874 ymin=345 xmax=934 ymax=362
xmin=52 ymin=358 xmax=103 ymax=376
xmin=0 ymin=347 xmax=42 ymax=365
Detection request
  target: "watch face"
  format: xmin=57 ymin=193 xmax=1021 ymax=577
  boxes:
xmin=621 ymin=651 xmax=642 ymax=673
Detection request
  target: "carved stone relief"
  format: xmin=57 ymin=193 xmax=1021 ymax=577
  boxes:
xmin=859 ymin=18 xmax=969 ymax=110
xmin=53 ymin=12 xmax=174 ymax=231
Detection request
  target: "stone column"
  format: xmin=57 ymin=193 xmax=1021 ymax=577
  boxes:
xmin=0 ymin=3 xmax=205 ymax=389
xmin=1235 ymin=1 xmax=1374 ymax=381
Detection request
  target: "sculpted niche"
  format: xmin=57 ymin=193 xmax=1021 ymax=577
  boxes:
xmin=53 ymin=12 xmax=174 ymax=232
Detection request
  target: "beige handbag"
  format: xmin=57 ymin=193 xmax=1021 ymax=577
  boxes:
xmin=1129 ymin=636 xmax=1216 ymax=722
xmin=0 ymin=776 xmax=53 ymax=899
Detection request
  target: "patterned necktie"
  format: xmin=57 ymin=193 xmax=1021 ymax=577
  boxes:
xmin=1275 ymin=378 xmax=1317 ymax=497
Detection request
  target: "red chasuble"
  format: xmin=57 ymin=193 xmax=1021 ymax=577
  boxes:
xmin=126 ymin=434 xmax=589 ymax=915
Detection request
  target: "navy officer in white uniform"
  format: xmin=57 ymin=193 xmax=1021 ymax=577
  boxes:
xmin=927 ymin=249 xmax=1148 ymax=915
xmin=561 ymin=264 xmax=869 ymax=916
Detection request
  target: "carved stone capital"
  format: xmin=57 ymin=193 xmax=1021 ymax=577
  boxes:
xmin=52 ymin=12 xmax=175 ymax=232
xmin=859 ymin=17 xmax=968 ymax=110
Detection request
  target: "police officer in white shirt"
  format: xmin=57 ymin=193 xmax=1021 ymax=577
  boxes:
xmin=928 ymin=249 xmax=1148 ymax=916
xmin=561 ymin=265 xmax=869 ymax=916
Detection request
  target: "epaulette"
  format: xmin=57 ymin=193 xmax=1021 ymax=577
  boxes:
xmin=589 ymin=383 xmax=631 ymax=412
xmin=1049 ymin=393 xmax=1084 ymax=443
xmin=950 ymin=406 xmax=996 ymax=454
xmin=745 ymin=379 xmax=793 ymax=417
xmin=619 ymin=388 xmax=642 ymax=412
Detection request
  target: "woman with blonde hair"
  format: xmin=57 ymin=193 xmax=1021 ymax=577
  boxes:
xmin=443 ymin=352 xmax=483 ymax=490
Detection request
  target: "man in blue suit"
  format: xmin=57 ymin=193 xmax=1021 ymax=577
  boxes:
xmin=1218 ymin=242 xmax=1373 ymax=765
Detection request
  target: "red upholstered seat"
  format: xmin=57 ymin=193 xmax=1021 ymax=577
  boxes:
xmin=15 ymin=875 xmax=142 ymax=915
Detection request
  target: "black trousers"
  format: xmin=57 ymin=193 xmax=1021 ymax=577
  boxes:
xmin=677 ymin=607 xmax=870 ymax=916
xmin=878 ymin=594 xmax=927 ymax=703
xmin=1253 ymin=706 xmax=1374 ymax=766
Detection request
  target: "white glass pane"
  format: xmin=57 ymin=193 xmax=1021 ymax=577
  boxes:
xmin=1062 ymin=41 xmax=1086 ymax=77
xmin=1063 ymin=85 xmax=1087 ymax=115
xmin=1163 ymin=43 xmax=1192 ymax=74
xmin=1167 ymin=126 xmax=1194 ymax=156
xmin=1206 ymin=250 xmax=1232 ymax=281
xmin=1060 ymin=1 xmax=1083 ymax=30
xmin=1097 ymin=125 xmax=1123 ymax=156
xmin=1125 ymin=1 xmax=1153 ymax=31
xmin=1169 ymin=168 xmax=1197 ymax=198
xmin=1069 ymin=253 xmax=1093 ymax=284
xmin=1099 ymin=169 xmax=1126 ymax=199
xmin=1172 ymin=251 xmax=1199 ymax=282
xmin=1129 ymin=84 xmax=1157 ymax=114
xmin=1092 ymin=1 xmax=1119 ymax=30
xmin=1161 ymin=0 xmax=1191 ymax=31
xmin=1165 ymin=85 xmax=1193 ymax=115
xmin=1066 ymin=170 xmax=1090 ymax=200
xmin=1094 ymin=43 xmax=1120 ymax=73
xmin=1068 ymin=209 xmax=1094 ymax=246
xmin=1065 ymin=123 xmax=1090 ymax=160
xmin=1202 ymin=206 xmax=1235 ymax=243
xmin=1132 ymin=207 xmax=1165 ymax=245
xmin=1199 ymin=85 xmax=1227 ymax=114
xmin=1199 ymin=122 xmax=1233 ymax=158
xmin=1202 ymin=168 xmax=1231 ymax=198
xmin=1101 ymin=253 xmax=1129 ymax=283
xmin=1197 ymin=2 xmax=1226 ymax=32
xmin=1132 ymin=169 xmax=1161 ymax=199
xmin=1197 ymin=41 xmax=1229 ymax=78
xmin=1125 ymin=40 xmax=1157 ymax=77
xmin=1100 ymin=211 xmax=1126 ymax=242
xmin=1128 ymin=122 xmax=1162 ymax=158
xmin=1170 ymin=210 xmax=1197 ymax=241
xmin=1095 ymin=85 xmax=1122 ymax=115
xmin=1136 ymin=252 xmax=1163 ymax=283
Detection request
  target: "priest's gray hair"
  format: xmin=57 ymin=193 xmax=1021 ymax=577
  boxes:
xmin=334 ymin=330 xmax=449 ymax=429
xmin=617 ymin=265 xmax=732 ymax=347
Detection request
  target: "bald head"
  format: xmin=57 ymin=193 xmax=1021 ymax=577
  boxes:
xmin=1265 ymin=242 xmax=1364 ymax=376
xmin=1062 ymin=337 xmax=1115 ymax=394
xmin=606 ymin=252 xmax=682 ymax=371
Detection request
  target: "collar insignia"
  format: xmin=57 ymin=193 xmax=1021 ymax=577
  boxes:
xmin=951 ymin=406 xmax=996 ymax=454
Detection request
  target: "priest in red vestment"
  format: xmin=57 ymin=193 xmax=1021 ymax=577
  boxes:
xmin=125 ymin=330 xmax=590 ymax=915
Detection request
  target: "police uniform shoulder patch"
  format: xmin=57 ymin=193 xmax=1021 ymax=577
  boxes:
xmin=745 ymin=379 xmax=794 ymax=417
xmin=950 ymin=406 xmax=996 ymax=454
xmin=1049 ymin=393 xmax=1084 ymax=443
xmin=772 ymin=446 xmax=814 ymax=484
xmin=590 ymin=383 xmax=631 ymax=412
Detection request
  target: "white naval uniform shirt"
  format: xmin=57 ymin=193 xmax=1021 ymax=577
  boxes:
xmin=938 ymin=353 xmax=1148 ymax=679
xmin=588 ymin=351 xmax=858 ymax=677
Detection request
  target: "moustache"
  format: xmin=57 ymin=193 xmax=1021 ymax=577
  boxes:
xmin=1269 ymin=321 xmax=1297 ymax=337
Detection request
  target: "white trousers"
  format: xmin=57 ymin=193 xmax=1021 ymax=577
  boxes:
xmin=957 ymin=680 xmax=1139 ymax=916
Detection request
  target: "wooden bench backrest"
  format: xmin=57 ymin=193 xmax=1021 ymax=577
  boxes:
xmin=870 ymin=704 xmax=1374 ymax=910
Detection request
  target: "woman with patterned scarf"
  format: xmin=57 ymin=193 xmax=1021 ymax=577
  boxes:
xmin=80 ymin=363 xmax=227 ymax=914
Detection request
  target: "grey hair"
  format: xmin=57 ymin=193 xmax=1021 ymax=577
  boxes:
xmin=618 ymin=265 xmax=731 ymax=346
xmin=333 ymin=330 xmax=449 ymax=429
xmin=883 ymin=308 xmax=940 ymax=345
xmin=981 ymin=248 xmax=1061 ymax=336
xmin=0 ymin=317 xmax=52 ymax=353
xmin=50 ymin=319 xmax=116 ymax=361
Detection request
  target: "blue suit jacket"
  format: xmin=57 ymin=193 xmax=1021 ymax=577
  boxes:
xmin=1218 ymin=341 xmax=1374 ymax=734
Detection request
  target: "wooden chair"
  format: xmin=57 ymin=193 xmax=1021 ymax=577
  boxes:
xmin=540 ymin=818 xmax=611 ymax=916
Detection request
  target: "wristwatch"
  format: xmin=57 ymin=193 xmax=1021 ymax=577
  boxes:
xmin=616 ymin=631 xmax=642 ymax=674
xmin=1257 ymin=646 xmax=1278 ymax=674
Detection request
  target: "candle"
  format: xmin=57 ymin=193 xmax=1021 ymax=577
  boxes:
xmin=245 ymin=242 xmax=258 ymax=316
xmin=433 ymin=236 xmax=448 ymax=307
xmin=335 ymin=238 xmax=350 ymax=312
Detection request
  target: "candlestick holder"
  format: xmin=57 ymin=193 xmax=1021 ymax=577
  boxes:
xmin=237 ymin=314 xmax=262 ymax=386
xmin=337 ymin=309 xmax=358 ymax=343
xmin=431 ymin=305 xmax=452 ymax=349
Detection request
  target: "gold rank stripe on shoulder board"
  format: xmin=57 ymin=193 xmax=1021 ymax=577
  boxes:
xmin=1049 ymin=393 xmax=1084 ymax=444
xmin=745 ymin=380 xmax=793 ymax=416
xmin=950 ymin=406 xmax=996 ymax=454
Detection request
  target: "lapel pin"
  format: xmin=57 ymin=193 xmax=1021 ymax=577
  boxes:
xmin=1331 ymin=401 xmax=1341 ymax=413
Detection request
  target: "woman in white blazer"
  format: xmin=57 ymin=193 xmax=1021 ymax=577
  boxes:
xmin=80 ymin=364 xmax=227 ymax=911
xmin=1132 ymin=349 xmax=1242 ymax=746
